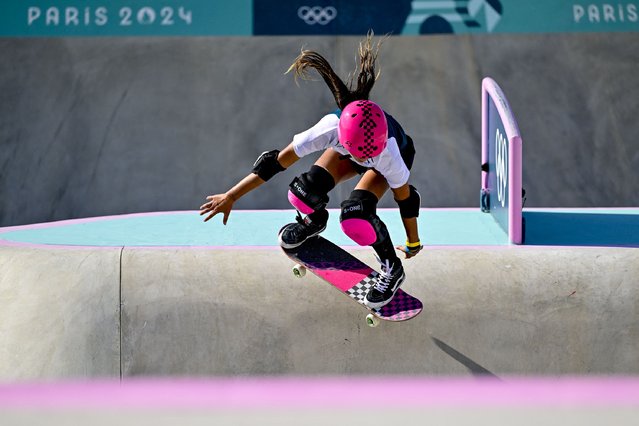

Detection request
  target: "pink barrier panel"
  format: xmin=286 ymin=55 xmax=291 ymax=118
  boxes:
xmin=481 ymin=77 xmax=523 ymax=244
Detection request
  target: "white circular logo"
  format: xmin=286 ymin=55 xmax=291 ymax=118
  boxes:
xmin=297 ymin=6 xmax=338 ymax=25
xmin=137 ymin=7 xmax=156 ymax=25
xmin=495 ymin=129 xmax=508 ymax=208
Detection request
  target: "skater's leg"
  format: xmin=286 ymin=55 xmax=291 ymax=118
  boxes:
xmin=339 ymin=170 xmax=405 ymax=308
xmin=279 ymin=149 xmax=357 ymax=248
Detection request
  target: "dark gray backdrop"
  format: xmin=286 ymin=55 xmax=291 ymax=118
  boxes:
xmin=1 ymin=34 xmax=637 ymax=226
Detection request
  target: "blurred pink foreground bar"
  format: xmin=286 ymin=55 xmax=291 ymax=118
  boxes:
xmin=1 ymin=377 xmax=638 ymax=409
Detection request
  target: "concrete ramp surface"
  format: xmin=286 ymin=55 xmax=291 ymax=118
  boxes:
xmin=0 ymin=210 xmax=638 ymax=380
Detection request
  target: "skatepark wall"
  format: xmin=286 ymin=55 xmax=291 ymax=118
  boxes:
xmin=1 ymin=33 xmax=639 ymax=227
xmin=1 ymin=243 xmax=638 ymax=380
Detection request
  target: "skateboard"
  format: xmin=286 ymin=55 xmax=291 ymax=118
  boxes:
xmin=282 ymin=235 xmax=423 ymax=327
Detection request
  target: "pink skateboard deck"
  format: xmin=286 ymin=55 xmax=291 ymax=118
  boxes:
xmin=282 ymin=236 xmax=422 ymax=322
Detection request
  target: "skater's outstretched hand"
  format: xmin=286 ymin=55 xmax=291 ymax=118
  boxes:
xmin=199 ymin=145 xmax=298 ymax=225
xmin=200 ymin=193 xmax=235 ymax=224
xmin=396 ymin=242 xmax=423 ymax=259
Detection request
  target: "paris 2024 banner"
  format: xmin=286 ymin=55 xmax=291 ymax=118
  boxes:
xmin=0 ymin=0 xmax=637 ymax=36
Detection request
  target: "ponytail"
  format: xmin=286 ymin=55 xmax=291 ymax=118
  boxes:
xmin=286 ymin=31 xmax=385 ymax=109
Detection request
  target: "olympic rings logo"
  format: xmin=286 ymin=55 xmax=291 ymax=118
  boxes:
xmin=297 ymin=6 xmax=338 ymax=25
xmin=495 ymin=128 xmax=508 ymax=208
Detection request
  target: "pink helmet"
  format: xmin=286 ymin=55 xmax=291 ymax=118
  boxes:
xmin=337 ymin=100 xmax=388 ymax=159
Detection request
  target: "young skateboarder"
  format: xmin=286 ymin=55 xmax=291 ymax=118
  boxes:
xmin=200 ymin=34 xmax=422 ymax=308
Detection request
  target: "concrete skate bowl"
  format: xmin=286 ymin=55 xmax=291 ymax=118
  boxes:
xmin=1 ymin=209 xmax=638 ymax=381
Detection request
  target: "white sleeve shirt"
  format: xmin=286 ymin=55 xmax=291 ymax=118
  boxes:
xmin=291 ymin=113 xmax=410 ymax=189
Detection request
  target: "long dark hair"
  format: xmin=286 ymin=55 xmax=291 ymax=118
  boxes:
xmin=286 ymin=32 xmax=384 ymax=109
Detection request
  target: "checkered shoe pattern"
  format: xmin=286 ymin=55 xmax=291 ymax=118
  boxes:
xmin=346 ymin=271 xmax=423 ymax=321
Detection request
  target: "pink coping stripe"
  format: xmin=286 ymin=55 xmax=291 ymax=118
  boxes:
xmin=1 ymin=377 xmax=638 ymax=409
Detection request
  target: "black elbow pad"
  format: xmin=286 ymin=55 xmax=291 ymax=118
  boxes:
xmin=396 ymin=185 xmax=421 ymax=218
xmin=252 ymin=150 xmax=285 ymax=181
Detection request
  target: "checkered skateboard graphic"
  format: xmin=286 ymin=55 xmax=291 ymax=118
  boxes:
xmin=344 ymin=272 xmax=377 ymax=303
xmin=346 ymin=272 xmax=422 ymax=321
xmin=283 ymin=236 xmax=422 ymax=323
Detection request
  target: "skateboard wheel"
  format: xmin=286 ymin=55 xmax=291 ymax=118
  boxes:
xmin=366 ymin=313 xmax=380 ymax=328
xmin=292 ymin=264 xmax=306 ymax=278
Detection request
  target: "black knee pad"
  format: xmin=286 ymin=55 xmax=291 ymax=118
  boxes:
xmin=339 ymin=190 xmax=390 ymax=246
xmin=288 ymin=165 xmax=335 ymax=214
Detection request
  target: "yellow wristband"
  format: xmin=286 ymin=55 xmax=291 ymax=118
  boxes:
xmin=406 ymin=240 xmax=421 ymax=248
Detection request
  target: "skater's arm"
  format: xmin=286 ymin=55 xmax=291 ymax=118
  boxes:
xmin=275 ymin=143 xmax=301 ymax=168
xmin=391 ymin=183 xmax=422 ymax=259
xmin=200 ymin=144 xmax=300 ymax=224
xmin=225 ymin=144 xmax=300 ymax=200
xmin=400 ymin=217 xmax=420 ymax=246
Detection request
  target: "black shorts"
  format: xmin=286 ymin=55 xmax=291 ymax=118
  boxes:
xmin=349 ymin=135 xmax=416 ymax=174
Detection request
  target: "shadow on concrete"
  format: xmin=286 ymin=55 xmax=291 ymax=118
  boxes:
xmin=523 ymin=212 xmax=639 ymax=248
xmin=431 ymin=337 xmax=500 ymax=378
